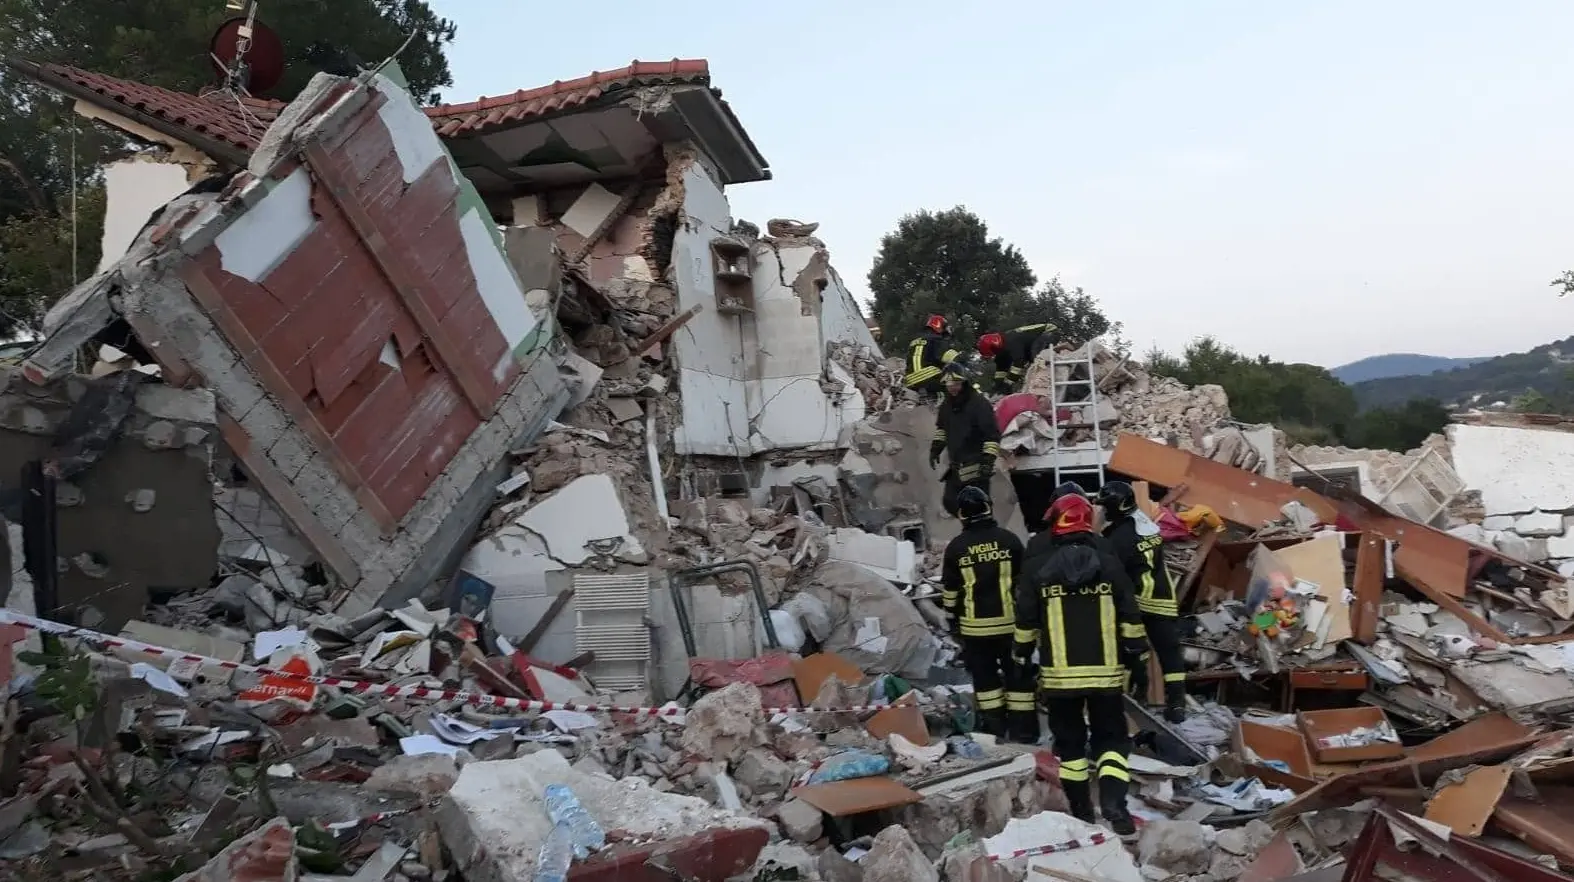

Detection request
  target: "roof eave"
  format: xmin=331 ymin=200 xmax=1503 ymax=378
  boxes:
xmin=667 ymin=87 xmax=770 ymax=185
xmin=3 ymin=57 xmax=251 ymax=167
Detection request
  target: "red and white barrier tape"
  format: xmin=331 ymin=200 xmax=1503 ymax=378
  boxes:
xmin=0 ymin=610 xmax=894 ymax=718
xmin=987 ymin=831 xmax=1113 ymax=861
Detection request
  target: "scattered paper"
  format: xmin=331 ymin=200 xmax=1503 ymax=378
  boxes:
xmin=253 ymin=627 xmax=312 ymax=661
xmin=429 ymin=713 xmax=502 ymax=745
xmin=129 ymin=663 xmax=188 ymax=697
xmin=542 ymin=709 xmax=599 ymax=732
xmin=1198 ymin=778 xmax=1295 ymax=811
xmin=400 ymin=735 xmax=464 ymax=757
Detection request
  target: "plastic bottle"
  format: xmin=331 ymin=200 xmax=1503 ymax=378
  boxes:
xmin=533 ymin=821 xmax=573 ymax=882
xmin=543 ymin=784 xmax=606 ymax=858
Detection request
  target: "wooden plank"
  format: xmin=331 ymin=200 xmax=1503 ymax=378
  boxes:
xmin=217 ymin=413 xmax=361 ymax=586
xmin=633 ymin=304 xmax=703 ymax=358
xmin=517 ymin=588 xmax=575 ymax=654
xmin=1352 ymin=533 xmax=1386 ymax=644
xmin=1424 ymin=764 xmax=1512 ymax=837
xmin=303 ymin=142 xmax=496 ymax=419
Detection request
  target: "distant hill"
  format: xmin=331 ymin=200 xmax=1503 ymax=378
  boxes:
xmin=1330 ymin=353 xmax=1488 ymax=384
xmin=1349 ymin=337 xmax=1574 ymax=412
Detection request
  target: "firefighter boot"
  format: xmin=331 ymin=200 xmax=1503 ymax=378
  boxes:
xmin=1163 ymin=683 xmax=1188 ymax=724
xmin=1098 ymin=777 xmax=1136 ymax=836
xmin=1062 ymin=779 xmax=1096 ymax=824
xmin=979 ymin=708 xmax=1008 ymax=738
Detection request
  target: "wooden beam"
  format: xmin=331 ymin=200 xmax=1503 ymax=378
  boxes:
xmin=517 ymin=588 xmax=575 ymax=654
xmin=633 ymin=304 xmax=703 ymax=358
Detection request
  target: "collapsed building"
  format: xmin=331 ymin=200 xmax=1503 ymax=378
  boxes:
xmin=0 ymin=50 xmax=1572 ymax=882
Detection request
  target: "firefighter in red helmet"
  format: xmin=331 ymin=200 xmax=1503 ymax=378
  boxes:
xmin=1012 ymin=493 xmax=1147 ymax=835
xmin=978 ymin=322 xmax=1059 ymax=394
xmin=904 ymin=315 xmax=965 ymax=399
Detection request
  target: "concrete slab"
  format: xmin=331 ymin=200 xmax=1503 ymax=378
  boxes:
xmin=436 ymin=749 xmax=766 ymax=882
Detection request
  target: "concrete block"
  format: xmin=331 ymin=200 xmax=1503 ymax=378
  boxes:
xmin=1515 ymin=510 xmax=1566 ymax=538
xmin=560 ymin=183 xmax=622 ymax=238
xmin=826 ymin=528 xmax=919 ymax=584
xmin=436 ymin=749 xmax=766 ymax=882
xmin=1483 ymin=515 xmax=1516 ymax=531
xmin=237 ymin=396 xmax=289 ymax=452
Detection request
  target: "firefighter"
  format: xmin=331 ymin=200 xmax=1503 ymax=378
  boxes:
xmin=931 ymin=368 xmax=1001 ymax=517
xmin=904 ymin=315 xmax=964 ymax=398
xmin=1098 ymin=480 xmax=1188 ymax=723
xmin=941 ymin=486 xmax=1038 ymax=742
xmin=1012 ymin=493 xmax=1148 ymax=835
xmin=978 ymin=322 xmax=1059 ymax=394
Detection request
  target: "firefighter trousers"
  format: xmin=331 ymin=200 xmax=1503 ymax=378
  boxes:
xmin=1044 ymin=691 xmax=1132 ymax=790
xmin=961 ymin=634 xmax=1039 ymax=742
xmin=942 ymin=471 xmax=992 ymax=517
xmin=1146 ymin=613 xmax=1188 ymax=701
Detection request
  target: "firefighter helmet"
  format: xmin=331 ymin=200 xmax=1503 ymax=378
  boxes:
xmin=957 ymin=485 xmax=993 ymax=524
xmin=925 ymin=314 xmax=952 ymax=336
xmin=1097 ymin=481 xmax=1139 ymax=519
xmin=1050 ymin=481 xmax=1085 ymax=502
xmin=977 ymin=332 xmax=1004 ymax=359
xmin=1048 ymin=493 xmax=1096 ymax=536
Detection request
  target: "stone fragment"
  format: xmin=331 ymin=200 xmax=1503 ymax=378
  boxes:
xmin=680 ymin=682 xmax=766 ymax=762
xmin=1137 ymin=819 xmax=1213 ymax=876
xmin=1516 ymin=510 xmax=1566 ymax=538
xmin=366 ymin=754 xmax=462 ymax=799
xmin=778 ymin=798 xmax=824 ymax=843
xmin=173 ymin=816 xmax=296 ymax=882
xmin=732 ymin=747 xmax=794 ymax=796
xmin=864 ymin=825 xmax=940 ymax=882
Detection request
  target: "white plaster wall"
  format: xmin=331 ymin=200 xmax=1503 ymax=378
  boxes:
xmin=1448 ymin=424 xmax=1574 ymax=515
xmin=671 ymin=160 xmax=751 ymax=456
xmin=819 ymin=264 xmax=880 ymax=353
xmin=461 ymin=474 xmax=644 ymax=660
xmin=98 ymin=159 xmax=193 ymax=274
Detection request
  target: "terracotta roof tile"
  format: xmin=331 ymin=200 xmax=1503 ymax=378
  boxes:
xmin=6 ymin=57 xmax=717 ymax=152
xmin=6 ymin=59 xmax=284 ymax=157
xmin=427 ymin=58 xmax=711 ymax=137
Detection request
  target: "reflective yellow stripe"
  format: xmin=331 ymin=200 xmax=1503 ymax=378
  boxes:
xmin=1120 ymin=622 xmax=1147 ymax=640
xmin=907 ymin=365 xmax=941 ymax=385
xmin=1014 ymin=323 xmax=1049 ymax=335
xmin=1008 ymin=366 xmax=1025 ymax=378
xmin=1138 ymin=597 xmax=1180 ymax=616
xmin=1098 ymin=765 xmax=1131 ymax=781
xmin=1047 ymin=597 xmax=1068 ymax=670
xmin=1100 ymin=595 xmax=1116 ymax=668
xmin=1039 ymin=669 xmax=1126 ymax=691
xmin=962 ymin=565 xmax=976 ymax=620
xmin=960 ymin=617 xmax=1016 ymax=637
xmin=1014 ymin=629 xmax=1039 ymax=646
xmin=1060 ymin=758 xmax=1090 ymax=782
xmin=941 ymin=590 xmax=958 ymax=605
xmin=976 ymin=688 xmax=1005 ymax=710
xmin=933 ymin=429 xmax=947 ymax=442
xmin=941 ymin=347 xmax=960 ymax=364
xmin=981 ymin=442 xmax=1000 ymax=456
xmin=1000 ymin=559 xmax=1014 ymax=620
xmin=1005 ymin=693 xmax=1037 ymax=711
xmin=1163 ymin=672 xmax=1188 ymax=683
xmin=958 ymin=465 xmax=980 ymax=480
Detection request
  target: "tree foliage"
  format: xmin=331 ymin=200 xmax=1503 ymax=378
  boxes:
xmin=1147 ymin=337 xmax=1451 ymax=452
xmin=1350 ymin=335 xmax=1574 ymax=413
xmin=867 ymin=206 xmax=1122 ymax=354
xmin=0 ymin=0 xmax=456 ymax=333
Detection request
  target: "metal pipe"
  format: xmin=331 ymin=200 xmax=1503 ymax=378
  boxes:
xmin=645 ymin=403 xmax=670 ymax=524
xmin=670 ymin=559 xmax=780 ymax=649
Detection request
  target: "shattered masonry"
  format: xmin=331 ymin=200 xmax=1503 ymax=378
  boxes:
xmin=0 ymin=47 xmax=1573 ymax=882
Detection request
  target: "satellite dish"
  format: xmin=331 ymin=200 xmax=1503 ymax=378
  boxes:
xmin=208 ymin=16 xmax=285 ymax=94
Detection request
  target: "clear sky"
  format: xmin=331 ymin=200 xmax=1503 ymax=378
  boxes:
xmin=428 ymin=0 xmax=1574 ymax=368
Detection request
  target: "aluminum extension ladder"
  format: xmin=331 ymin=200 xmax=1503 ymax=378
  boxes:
xmin=1047 ymin=343 xmax=1108 ymax=488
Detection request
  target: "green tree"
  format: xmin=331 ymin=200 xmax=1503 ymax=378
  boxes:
xmin=1511 ymin=388 xmax=1553 ymax=413
xmin=1345 ymin=398 xmax=1451 ymax=452
xmin=869 ymin=206 xmax=1121 ymax=357
xmin=0 ymin=0 xmax=456 ymax=333
xmin=868 ymin=206 xmax=1037 ymax=351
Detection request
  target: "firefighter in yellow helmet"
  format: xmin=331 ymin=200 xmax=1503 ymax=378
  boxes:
xmin=1012 ymin=493 xmax=1148 ymax=835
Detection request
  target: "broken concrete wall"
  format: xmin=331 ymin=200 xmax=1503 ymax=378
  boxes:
xmin=0 ymin=368 xmax=218 ymax=631
xmin=31 ymin=70 xmax=570 ymax=616
xmin=1447 ymin=423 xmax=1574 ymax=570
xmin=670 ymin=153 xmax=754 ymax=456
xmin=97 ymin=158 xmax=195 ymax=274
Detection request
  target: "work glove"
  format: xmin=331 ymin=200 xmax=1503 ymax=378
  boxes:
xmin=1012 ymin=642 xmax=1036 ymax=669
xmin=1120 ymin=636 xmax=1151 ymax=664
xmin=1125 ymin=654 xmax=1150 ymax=698
xmin=929 ymin=441 xmax=944 ymax=470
